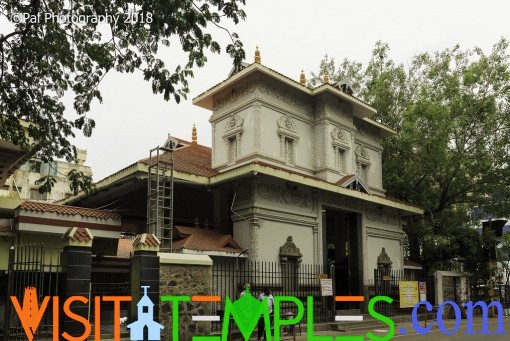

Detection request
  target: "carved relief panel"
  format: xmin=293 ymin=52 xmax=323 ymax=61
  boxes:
xmin=277 ymin=114 xmax=299 ymax=164
xmin=222 ymin=114 xmax=244 ymax=162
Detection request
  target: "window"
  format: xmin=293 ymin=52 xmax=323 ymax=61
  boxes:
xmin=285 ymin=138 xmax=294 ymax=164
xmin=355 ymin=145 xmax=371 ymax=183
xmin=277 ymin=114 xmax=299 ymax=165
xmin=228 ymin=137 xmax=237 ymax=163
xmin=223 ymin=114 xmax=244 ymax=164
xmin=335 ymin=149 xmax=346 ymax=172
xmin=358 ymin=163 xmax=369 ymax=183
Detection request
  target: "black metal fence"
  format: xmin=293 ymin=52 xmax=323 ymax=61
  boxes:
xmin=89 ymin=279 xmax=130 ymax=333
xmin=211 ymin=258 xmax=334 ymax=331
xmin=3 ymin=244 xmax=61 ymax=341
xmin=472 ymin=283 xmax=510 ymax=308
xmin=367 ymin=269 xmax=435 ymax=317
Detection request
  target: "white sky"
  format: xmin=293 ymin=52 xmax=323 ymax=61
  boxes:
xmin=68 ymin=0 xmax=510 ymax=181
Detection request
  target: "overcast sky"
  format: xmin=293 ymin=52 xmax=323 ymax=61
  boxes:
xmin=70 ymin=0 xmax=510 ymax=181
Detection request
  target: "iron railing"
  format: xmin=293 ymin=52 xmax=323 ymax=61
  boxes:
xmin=211 ymin=259 xmax=333 ymax=331
xmin=3 ymin=244 xmax=61 ymax=341
xmin=367 ymin=269 xmax=435 ymax=317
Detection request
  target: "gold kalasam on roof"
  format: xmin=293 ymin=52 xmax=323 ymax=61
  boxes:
xmin=192 ymin=123 xmax=197 ymax=143
xmin=300 ymin=70 xmax=306 ymax=85
xmin=254 ymin=45 xmax=261 ymax=64
xmin=323 ymin=70 xmax=329 ymax=84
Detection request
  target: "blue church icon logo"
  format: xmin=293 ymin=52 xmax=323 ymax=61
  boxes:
xmin=127 ymin=286 xmax=164 ymax=340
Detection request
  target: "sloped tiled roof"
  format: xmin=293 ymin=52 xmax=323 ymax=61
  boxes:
xmin=62 ymin=227 xmax=93 ymax=243
xmin=19 ymin=201 xmax=121 ymax=220
xmin=336 ymin=174 xmax=356 ymax=186
xmin=117 ymin=238 xmax=133 ymax=258
xmin=133 ymin=233 xmax=160 ymax=247
xmin=0 ymin=225 xmax=13 ymax=233
xmin=139 ymin=140 xmax=217 ymax=177
xmin=173 ymin=226 xmax=242 ymax=254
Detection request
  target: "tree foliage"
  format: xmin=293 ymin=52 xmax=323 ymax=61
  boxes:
xmin=0 ymin=0 xmax=246 ymax=194
xmin=312 ymin=39 xmax=510 ymax=274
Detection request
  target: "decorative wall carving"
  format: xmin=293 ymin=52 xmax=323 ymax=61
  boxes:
xmin=366 ymin=208 xmax=399 ymax=226
xmin=258 ymin=81 xmax=313 ymax=115
xmin=355 ymin=145 xmax=371 ymax=166
xmin=277 ymin=114 xmax=299 ymax=138
xmin=253 ymin=103 xmax=262 ymax=151
xmin=224 ymin=114 xmax=244 ymax=134
xmin=257 ymin=183 xmax=312 ymax=208
xmin=277 ymin=114 xmax=299 ymax=163
xmin=321 ymin=191 xmax=358 ymax=210
xmin=331 ymin=127 xmax=350 ymax=170
xmin=249 ymin=218 xmax=261 ymax=261
xmin=279 ymin=236 xmax=303 ymax=265
xmin=331 ymin=127 xmax=347 ymax=143
xmin=213 ymin=80 xmax=257 ymax=110
xmin=322 ymin=122 xmax=329 ymax=167
xmin=223 ymin=114 xmax=244 ymax=162
xmin=325 ymin=101 xmax=352 ymax=122
xmin=377 ymin=247 xmax=392 ymax=273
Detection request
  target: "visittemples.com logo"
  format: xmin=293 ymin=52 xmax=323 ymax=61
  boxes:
xmin=10 ymin=286 xmax=506 ymax=340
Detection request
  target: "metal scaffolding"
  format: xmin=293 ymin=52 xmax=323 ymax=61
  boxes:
xmin=146 ymin=139 xmax=175 ymax=252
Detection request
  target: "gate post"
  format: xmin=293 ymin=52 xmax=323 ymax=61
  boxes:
xmin=129 ymin=234 xmax=160 ymax=332
xmin=61 ymin=227 xmax=93 ymax=338
xmin=3 ymin=246 xmax=14 ymax=341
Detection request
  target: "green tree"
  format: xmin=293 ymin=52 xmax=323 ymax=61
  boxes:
xmin=499 ymin=233 xmax=510 ymax=288
xmin=312 ymin=39 xmax=510 ymax=273
xmin=0 ymin=0 xmax=246 ymax=194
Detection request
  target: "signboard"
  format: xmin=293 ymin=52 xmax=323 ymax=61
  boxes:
xmin=320 ymin=279 xmax=333 ymax=296
xmin=419 ymin=282 xmax=427 ymax=301
xmin=399 ymin=281 xmax=419 ymax=308
xmin=316 ymin=274 xmax=328 ymax=279
xmin=383 ymin=276 xmax=392 ymax=281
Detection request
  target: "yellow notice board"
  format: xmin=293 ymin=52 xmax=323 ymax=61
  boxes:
xmin=399 ymin=281 xmax=419 ymax=308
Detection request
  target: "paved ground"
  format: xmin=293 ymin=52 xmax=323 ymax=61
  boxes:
xmin=289 ymin=316 xmax=510 ymax=341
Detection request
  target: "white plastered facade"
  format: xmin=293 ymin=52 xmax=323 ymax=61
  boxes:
xmin=194 ymin=63 xmax=422 ymax=284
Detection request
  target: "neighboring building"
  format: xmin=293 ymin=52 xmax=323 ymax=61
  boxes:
xmin=64 ymin=49 xmax=423 ymax=302
xmin=0 ymin=149 xmax=92 ymax=202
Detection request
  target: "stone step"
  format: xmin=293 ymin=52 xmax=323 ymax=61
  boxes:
xmin=330 ymin=314 xmax=389 ymax=332
xmin=331 ymin=320 xmax=389 ymax=332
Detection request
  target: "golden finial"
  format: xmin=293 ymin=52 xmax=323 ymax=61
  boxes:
xmin=300 ymin=69 xmax=306 ymax=85
xmin=323 ymin=70 xmax=329 ymax=84
xmin=254 ymin=45 xmax=261 ymax=64
xmin=192 ymin=123 xmax=197 ymax=144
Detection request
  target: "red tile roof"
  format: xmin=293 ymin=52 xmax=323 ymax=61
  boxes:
xmin=62 ymin=227 xmax=93 ymax=243
xmin=139 ymin=140 xmax=218 ymax=177
xmin=135 ymin=139 xmax=420 ymax=212
xmin=336 ymin=174 xmax=355 ymax=186
xmin=19 ymin=201 xmax=121 ymax=220
xmin=173 ymin=226 xmax=242 ymax=254
xmin=0 ymin=225 xmax=13 ymax=232
xmin=132 ymin=233 xmax=160 ymax=248
xmin=117 ymin=238 xmax=133 ymax=258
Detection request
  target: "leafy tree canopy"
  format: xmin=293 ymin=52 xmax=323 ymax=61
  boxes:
xmin=0 ymin=0 xmax=246 ymax=194
xmin=311 ymin=39 xmax=510 ymax=274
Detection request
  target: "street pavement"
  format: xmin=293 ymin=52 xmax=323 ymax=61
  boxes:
xmin=99 ymin=315 xmax=510 ymax=340
xmin=291 ymin=315 xmax=510 ymax=341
